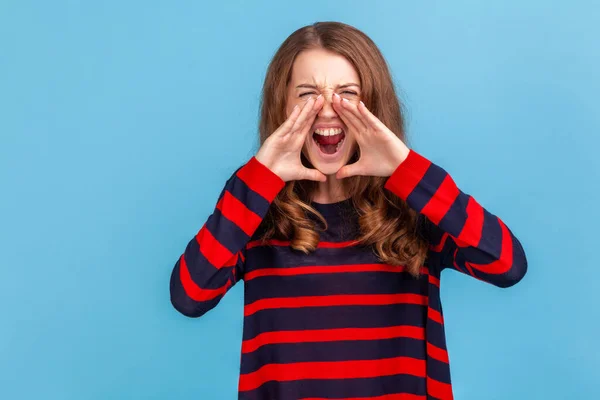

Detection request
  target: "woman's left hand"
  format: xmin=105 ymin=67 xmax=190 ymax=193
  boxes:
xmin=332 ymin=92 xmax=411 ymax=179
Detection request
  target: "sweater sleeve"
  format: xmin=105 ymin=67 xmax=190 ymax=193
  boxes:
xmin=169 ymin=156 xmax=285 ymax=317
xmin=384 ymin=148 xmax=528 ymax=288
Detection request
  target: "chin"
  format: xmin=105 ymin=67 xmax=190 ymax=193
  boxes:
xmin=303 ymin=128 xmax=356 ymax=176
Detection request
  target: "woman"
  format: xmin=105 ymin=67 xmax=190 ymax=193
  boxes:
xmin=170 ymin=21 xmax=527 ymax=400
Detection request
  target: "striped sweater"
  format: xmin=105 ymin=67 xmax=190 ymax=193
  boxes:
xmin=169 ymin=148 xmax=528 ymax=400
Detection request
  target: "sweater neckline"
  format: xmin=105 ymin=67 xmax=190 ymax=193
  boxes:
xmin=310 ymin=197 xmax=354 ymax=218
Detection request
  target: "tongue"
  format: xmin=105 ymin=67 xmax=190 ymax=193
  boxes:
xmin=314 ymin=133 xmax=344 ymax=155
xmin=315 ymin=133 xmax=344 ymax=145
xmin=320 ymin=144 xmax=338 ymax=154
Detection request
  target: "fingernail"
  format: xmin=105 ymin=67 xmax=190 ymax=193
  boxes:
xmin=343 ymin=98 xmax=349 ymax=102
xmin=316 ymin=94 xmax=322 ymax=99
xmin=333 ymin=93 xmax=340 ymax=99
xmin=360 ymin=101 xmax=365 ymax=107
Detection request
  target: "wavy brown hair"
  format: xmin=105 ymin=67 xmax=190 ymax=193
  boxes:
xmin=256 ymin=21 xmax=429 ymax=278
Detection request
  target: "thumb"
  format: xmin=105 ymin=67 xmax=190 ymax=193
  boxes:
xmin=336 ymin=162 xmax=363 ymax=179
xmin=300 ymin=167 xmax=327 ymax=182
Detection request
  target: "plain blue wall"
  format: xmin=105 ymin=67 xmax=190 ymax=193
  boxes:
xmin=1 ymin=1 xmax=598 ymax=399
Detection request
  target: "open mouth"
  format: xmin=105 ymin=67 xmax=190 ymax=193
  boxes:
xmin=312 ymin=128 xmax=346 ymax=155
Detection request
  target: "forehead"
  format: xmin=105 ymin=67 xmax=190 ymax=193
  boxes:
xmin=290 ymin=48 xmax=359 ymax=86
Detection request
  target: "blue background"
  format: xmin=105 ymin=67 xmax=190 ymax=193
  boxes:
xmin=1 ymin=1 xmax=598 ymax=399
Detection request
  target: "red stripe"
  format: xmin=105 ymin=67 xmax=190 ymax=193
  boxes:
xmin=301 ymin=393 xmax=425 ymax=400
xmin=456 ymin=196 xmax=484 ymax=247
xmin=179 ymin=255 xmax=229 ymax=302
xmin=238 ymin=356 xmax=426 ymax=392
xmin=216 ymin=191 xmax=262 ymax=236
xmin=246 ymin=239 xmax=287 ymax=249
xmin=242 ymin=326 xmax=425 ymax=353
xmin=244 ymin=293 xmax=427 ymax=317
xmin=460 ymin=251 xmax=476 ymax=277
xmin=246 ymin=239 xmax=359 ymax=250
xmin=428 ymin=307 xmax=444 ymax=324
xmin=223 ymin=251 xmax=241 ymax=268
xmin=465 ymin=216 xmax=514 ymax=275
xmin=427 ymin=376 xmax=454 ymax=400
xmin=428 ymin=275 xmax=440 ymax=287
xmin=384 ymin=149 xmax=431 ymax=200
xmin=236 ymin=157 xmax=286 ymax=202
xmin=420 ymin=174 xmax=459 ymax=226
xmin=429 ymin=236 xmax=464 ymax=273
xmin=195 ymin=225 xmax=233 ymax=268
xmin=426 ymin=194 xmax=515 ymax=276
xmin=245 ymin=265 xmax=433 ymax=283
xmin=319 ymin=240 xmax=361 ymax=248
xmin=429 ymin=231 xmax=450 ymax=253
xmin=427 ymin=342 xmax=449 ymax=364
xmin=245 ymin=263 xmax=406 ymax=281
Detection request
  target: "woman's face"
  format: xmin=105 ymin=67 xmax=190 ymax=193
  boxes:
xmin=285 ymin=48 xmax=360 ymax=176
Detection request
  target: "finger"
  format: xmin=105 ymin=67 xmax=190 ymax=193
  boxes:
xmin=297 ymin=95 xmax=325 ymax=138
xmin=272 ymin=103 xmax=304 ymax=137
xmin=277 ymin=96 xmax=315 ymax=138
xmin=357 ymin=100 xmax=387 ymax=131
xmin=336 ymin=161 xmax=365 ymax=179
xmin=289 ymin=95 xmax=321 ymax=136
xmin=331 ymin=93 xmax=366 ymax=134
xmin=300 ymin=167 xmax=327 ymax=182
xmin=339 ymin=96 xmax=369 ymax=132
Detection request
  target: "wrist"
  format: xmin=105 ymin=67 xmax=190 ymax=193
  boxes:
xmin=388 ymin=142 xmax=411 ymax=175
xmin=254 ymin=152 xmax=282 ymax=180
xmin=255 ymin=149 xmax=273 ymax=170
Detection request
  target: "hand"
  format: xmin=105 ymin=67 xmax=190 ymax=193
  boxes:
xmin=331 ymin=93 xmax=411 ymax=179
xmin=255 ymin=95 xmax=327 ymax=182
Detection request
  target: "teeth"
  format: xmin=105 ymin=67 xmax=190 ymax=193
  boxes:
xmin=314 ymin=128 xmax=343 ymax=136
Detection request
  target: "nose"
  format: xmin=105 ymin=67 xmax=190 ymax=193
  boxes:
xmin=317 ymin=93 xmax=338 ymax=119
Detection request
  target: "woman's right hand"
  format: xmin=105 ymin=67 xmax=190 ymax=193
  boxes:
xmin=255 ymin=95 xmax=326 ymax=182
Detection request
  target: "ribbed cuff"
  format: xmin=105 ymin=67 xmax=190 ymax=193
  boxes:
xmin=236 ymin=157 xmax=286 ymax=202
xmin=384 ymin=148 xmax=432 ymax=200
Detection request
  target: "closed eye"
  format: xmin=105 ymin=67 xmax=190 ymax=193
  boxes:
xmin=299 ymin=90 xmax=359 ymax=97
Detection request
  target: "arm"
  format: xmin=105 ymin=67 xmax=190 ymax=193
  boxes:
xmin=384 ymin=149 xmax=528 ymax=287
xmin=169 ymin=157 xmax=285 ymax=317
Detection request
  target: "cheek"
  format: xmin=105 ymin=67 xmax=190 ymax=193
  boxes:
xmin=286 ymin=97 xmax=305 ymax=116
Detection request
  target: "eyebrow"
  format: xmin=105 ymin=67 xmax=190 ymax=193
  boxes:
xmin=295 ymin=83 xmax=361 ymax=90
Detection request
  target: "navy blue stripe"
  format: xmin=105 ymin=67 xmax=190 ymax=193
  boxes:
xmin=205 ymin=208 xmax=250 ymax=255
xmin=240 ymin=336 xmax=426 ymax=374
xmin=228 ymin=174 xmax=272 ymax=217
xmin=470 ymin=232 xmax=528 ymax=287
xmin=438 ymin=191 xmax=469 ymax=238
xmin=438 ymin=208 xmax=502 ymax=271
xmin=405 ymin=163 xmax=446 ymax=212
xmin=245 ymin=245 xmax=380 ymax=272
xmin=239 ymin=374 xmax=426 ymax=400
xmin=242 ymin=303 xmax=427 ymax=341
xmin=420 ymin=215 xmax=448 ymax=275
xmin=427 ymin=285 xmax=443 ymax=313
xmin=308 ymin=214 xmax=361 ymax=242
xmin=183 ymin=235 xmax=239 ymax=290
xmin=420 ymin=214 xmax=444 ymax=244
xmin=169 ymin=262 xmax=221 ymax=318
xmin=244 ymin=269 xmax=428 ymax=304
xmin=427 ymin=356 xmax=452 ymax=384
xmin=425 ymin=319 xmax=448 ymax=350
xmin=468 ymin=207 xmax=502 ymax=262
xmin=424 ymin=248 xmax=445 ymax=272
